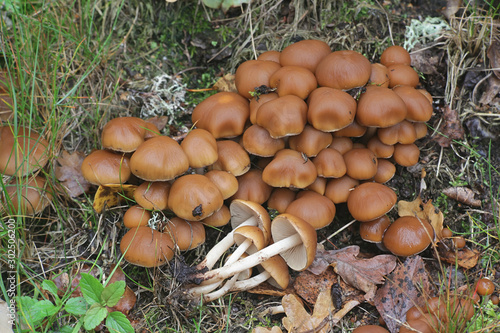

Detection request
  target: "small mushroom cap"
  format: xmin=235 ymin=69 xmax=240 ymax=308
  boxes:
xmin=333 ymin=120 xmax=367 ymax=138
xmin=267 ymin=188 xmax=296 ymax=213
xmin=120 ymin=227 xmax=174 ymax=267
xmin=262 ymin=149 xmax=318 ymax=189
xmin=315 ymin=50 xmax=372 ymax=90
xmin=356 ymin=86 xmax=407 ymax=128
xmin=383 ymin=216 xmax=434 ymax=256
xmin=271 ymin=213 xmax=317 ymax=271
xmin=241 ymin=124 xmax=285 ymax=157
xmin=230 ymin=169 xmax=272 ymax=205
xmin=369 ymin=63 xmax=390 ymax=88
xmin=167 ymin=217 xmax=206 ymax=251
xmin=230 ymin=199 xmax=271 ymax=243
xmin=399 ymin=320 xmax=433 ymax=333
xmin=123 ymin=205 xmax=151 ymax=228
xmin=359 ymin=215 xmax=391 ymax=243
xmin=367 ymin=136 xmax=394 ymax=159
xmin=81 ymin=149 xmax=131 ymax=185
xmin=130 ymin=136 xmax=189 ymax=181
xmin=288 ymin=124 xmax=333 ymax=157
xmin=373 ymin=159 xmax=396 ymax=184
xmin=380 ymin=45 xmax=411 ymax=67
xmin=0 ymin=126 xmax=50 ymax=177
xmin=211 ymin=140 xmax=251 ymax=176
xmin=257 ymin=255 xmax=290 ymax=289
xmin=235 ymin=60 xmax=281 ymax=99
xmin=167 ymin=174 xmax=223 ymax=221
xmin=347 ymin=182 xmax=397 ymax=221
xmin=377 ymin=120 xmax=417 ymax=145
xmin=393 ymin=143 xmax=420 ymax=167
xmin=343 ymin=148 xmax=378 ymax=180
xmin=306 ymin=87 xmax=357 ymax=132
xmin=313 ymin=148 xmax=346 ymax=178
xmin=257 ymin=50 xmax=281 ymax=63
xmin=191 ymin=92 xmax=250 ymax=138
xmin=329 ymin=136 xmax=354 ymax=155
xmin=201 ymin=205 xmax=231 ymax=227
xmin=204 ymin=170 xmax=238 ymax=200
xmin=134 ymin=181 xmax=170 ymax=211
xmin=233 ymin=225 xmax=267 ymax=254
xmin=352 ymin=325 xmax=389 ymax=333
xmin=256 ymin=95 xmax=308 ymax=138
xmin=3 ymin=175 xmax=52 ymax=215
xmin=180 ymin=129 xmax=218 ymax=169
xmin=476 ymin=278 xmax=495 ymax=296
xmin=279 ymin=39 xmax=331 ymax=72
xmin=249 ymin=92 xmax=279 ymax=124
xmin=101 ymin=117 xmax=160 ymax=153
xmin=285 ymin=191 xmax=336 ymax=230
xmin=306 ymin=176 xmax=327 ymax=195
xmin=269 ymin=65 xmax=318 ymax=99
xmin=393 ymin=85 xmax=433 ymax=122
xmin=387 ymin=64 xmax=420 ymax=88
xmin=324 ymin=175 xmax=359 ymax=204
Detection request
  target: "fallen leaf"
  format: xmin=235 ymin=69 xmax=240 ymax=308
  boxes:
xmin=477 ymin=74 xmax=500 ymax=105
xmin=248 ymin=282 xmax=295 ymax=298
xmin=107 ymin=265 xmax=137 ymax=314
xmin=252 ymin=327 xmax=283 ymax=333
xmin=213 ymin=74 xmax=237 ymax=93
xmin=282 ymin=289 xmax=334 ymax=333
xmin=398 ymin=196 xmax=444 ymax=239
xmin=93 ymin=184 xmax=137 ymax=214
xmin=53 ymin=264 xmax=100 ymax=297
xmin=442 ymin=187 xmax=481 ymax=207
xmin=374 ymin=256 xmax=433 ymax=333
xmin=312 ymin=246 xmax=397 ymax=301
xmin=293 ymin=266 xmax=337 ymax=305
xmin=487 ymin=39 xmax=500 ymax=79
xmin=436 ymin=242 xmax=480 ymax=269
xmin=146 ymin=116 xmax=169 ymax=132
xmin=433 ymin=105 xmax=465 ymax=147
xmin=442 ymin=0 xmax=461 ymax=20
xmin=55 ymin=150 xmax=90 ymax=197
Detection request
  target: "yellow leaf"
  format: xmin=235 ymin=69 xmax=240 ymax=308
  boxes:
xmin=93 ymin=184 xmax=137 ymax=214
xmin=398 ymin=197 xmax=444 ymax=240
xmin=282 ymin=289 xmax=334 ymax=333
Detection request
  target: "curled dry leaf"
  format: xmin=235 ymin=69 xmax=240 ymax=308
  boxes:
xmin=374 ymin=256 xmax=433 ymax=333
xmin=146 ymin=116 xmax=169 ymax=132
xmin=433 ymin=105 xmax=464 ymax=147
xmin=55 ymin=150 xmax=90 ymax=197
xmin=436 ymin=242 xmax=480 ymax=269
xmin=107 ymin=265 xmax=137 ymax=314
xmin=398 ymin=196 xmax=444 ymax=240
xmin=442 ymin=186 xmax=481 ymax=207
xmin=312 ymin=246 xmax=397 ymax=302
xmin=213 ymin=74 xmax=237 ymax=93
xmin=282 ymin=289 xmax=334 ymax=333
xmin=93 ymin=184 xmax=137 ymax=214
xmin=293 ymin=266 xmax=337 ymax=305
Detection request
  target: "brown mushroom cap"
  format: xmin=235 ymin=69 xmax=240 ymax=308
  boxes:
xmin=130 ymin=136 xmax=188 ymax=181
xmin=380 ymin=45 xmax=411 ymax=67
xmin=269 ymin=65 xmax=318 ymax=99
xmin=201 ymin=205 xmax=231 ymax=227
xmin=191 ymin=92 xmax=250 ymax=139
xmin=347 ymin=182 xmax=397 ymax=221
xmin=167 ymin=217 xmax=206 ymax=251
xmin=81 ymin=149 xmax=131 ymax=185
xmin=0 ymin=126 xmax=50 ymax=177
xmin=315 ymin=50 xmax=372 ymax=90
xmin=399 ymin=320 xmax=433 ymax=333
xmin=333 ymin=120 xmax=367 ymax=138
xmin=356 ymin=86 xmax=407 ymax=128
xmin=204 ymin=170 xmax=239 ymax=200
xmin=369 ymin=63 xmax=390 ymax=88
xmin=256 ymin=95 xmax=308 ymax=138
xmin=476 ymin=278 xmax=495 ymax=296
xmin=373 ymin=159 xmax=396 ymax=184
xmin=267 ymin=188 xmax=297 ymax=213
xmin=387 ymin=64 xmax=420 ymax=88
xmin=271 ymin=213 xmax=317 ymax=271
xmin=352 ymin=325 xmax=389 ymax=333
xmin=235 ymin=60 xmax=281 ymax=99
xmin=329 ymin=136 xmax=354 ymax=154
xmin=393 ymin=85 xmax=433 ymax=122
xmin=285 ymin=191 xmax=336 ymax=230
xmin=324 ymin=175 xmax=359 ymax=204
xmin=180 ymin=129 xmax=218 ymax=169
xmin=383 ymin=216 xmax=434 ymax=256
xmin=101 ymin=117 xmax=160 ymax=153
xmin=211 ymin=140 xmax=251 ymax=176
xmin=313 ymin=148 xmax=346 ymax=178
xmin=306 ymin=176 xmax=327 ymax=195
xmin=230 ymin=169 xmax=273 ymax=205
xmin=167 ymin=174 xmax=223 ymax=221
xmin=123 ymin=205 xmax=151 ymax=228
xmin=343 ymin=148 xmax=378 ymax=180
xmin=2 ymin=175 xmax=52 ymax=215
xmin=120 ymin=226 xmax=174 ymax=267
xmin=262 ymin=149 xmax=318 ymax=189
xmin=307 ymin=87 xmax=357 ymax=132
xmin=249 ymin=92 xmax=279 ymax=124
xmin=134 ymin=181 xmax=170 ymax=211
xmin=393 ymin=143 xmax=420 ymax=167
xmin=377 ymin=120 xmax=417 ymax=145
xmin=257 ymin=50 xmax=281 ymax=63
xmin=359 ymin=215 xmax=391 ymax=243
xmin=279 ymin=39 xmax=331 ymax=72
xmin=288 ymin=125 xmax=333 ymax=157
xmin=255 ymin=255 xmax=290 ymax=289
xmin=233 ymin=225 xmax=267 ymax=255
xmin=241 ymin=124 xmax=285 ymax=157
xmin=367 ymin=136 xmax=394 ymax=159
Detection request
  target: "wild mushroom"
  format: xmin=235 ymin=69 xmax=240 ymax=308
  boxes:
xmin=284 ymin=190 xmax=336 ymax=230
xmin=306 ymin=87 xmax=357 ymax=132
xmin=279 ymin=39 xmax=331 ymax=72
xmin=234 ymin=60 xmax=281 ymax=99
xmin=262 ymin=149 xmax=317 ymax=189
xmin=315 ymin=50 xmax=371 ymax=90
xmin=255 ymin=95 xmax=308 ymax=138
xmin=210 ymin=140 xmax=251 ymax=176
xmin=382 ymin=216 xmax=434 ymax=256
xmin=81 ymin=149 xmax=131 ymax=185
xmin=288 ymin=124 xmax=333 ymax=157
xmin=347 ymin=182 xmax=397 ymax=221
xmin=2 ymin=175 xmax=52 ymax=215
xmin=356 ymin=86 xmax=407 ymax=128
xmin=387 ymin=64 xmax=420 ymax=88
xmin=133 ymin=181 xmax=170 ymax=211
xmin=101 ymin=117 xmax=160 ymax=153
xmin=380 ymin=45 xmax=411 ymax=67
xmin=120 ymin=226 xmax=174 ymax=267
xmin=269 ymin=65 xmax=318 ymax=99
xmin=166 ymin=217 xmax=206 ymax=251
xmin=123 ymin=205 xmax=151 ymax=228
xmin=230 ymin=169 xmax=272 ymax=205
xmin=180 ymin=128 xmax=218 ymax=172
xmin=343 ymin=148 xmax=378 ymax=180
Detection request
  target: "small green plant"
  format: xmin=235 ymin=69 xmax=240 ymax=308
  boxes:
xmin=16 ymin=274 xmax=133 ymax=333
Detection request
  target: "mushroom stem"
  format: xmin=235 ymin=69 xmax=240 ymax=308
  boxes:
xmin=201 ymin=273 xmax=239 ymax=303
xmin=230 ymin=270 xmax=271 ymax=292
xmin=192 ymin=233 xmax=302 ymax=285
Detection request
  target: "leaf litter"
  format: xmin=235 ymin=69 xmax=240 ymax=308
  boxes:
xmin=55 ymin=150 xmax=90 ymax=198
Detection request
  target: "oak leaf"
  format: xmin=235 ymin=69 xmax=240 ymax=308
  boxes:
xmin=55 ymin=150 xmax=90 ymax=197
xmin=282 ymin=289 xmax=334 ymax=333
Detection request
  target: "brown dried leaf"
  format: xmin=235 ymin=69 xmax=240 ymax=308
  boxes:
xmin=442 ymin=0 xmax=461 ymax=20
xmin=282 ymin=289 xmax=334 ymax=333
xmin=433 ymin=105 xmax=465 ymax=147
xmin=293 ymin=267 xmax=337 ymax=305
xmin=313 ymin=246 xmax=397 ymax=302
xmin=53 ymin=265 xmax=100 ymax=297
xmin=398 ymin=197 xmax=444 ymax=239
xmin=252 ymin=327 xmax=283 ymax=333
xmin=213 ymin=74 xmax=237 ymax=93
xmin=93 ymin=184 xmax=137 ymax=214
xmin=146 ymin=116 xmax=169 ymax=132
xmin=436 ymin=242 xmax=480 ymax=269
xmin=442 ymin=187 xmax=481 ymax=207
xmin=478 ymin=75 xmax=500 ymax=105
xmin=55 ymin=150 xmax=90 ymax=197
xmin=108 ymin=265 xmax=137 ymax=314
xmin=248 ymin=282 xmax=295 ymax=298
xmin=487 ymin=39 xmax=500 ymax=79
xmin=374 ymin=256 xmax=433 ymax=333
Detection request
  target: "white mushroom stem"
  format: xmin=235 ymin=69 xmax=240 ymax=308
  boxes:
xmin=193 ymin=233 xmax=302 ymax=285
xmin=201 ymin=273 xmax=239 ymax=303
xmin=188 ymin=237 xmax=254 ymax=294
xmin=229 ymin=270 xmax=271 ymax=292
xmin=196 ymin=231 xmax=234 ymax=271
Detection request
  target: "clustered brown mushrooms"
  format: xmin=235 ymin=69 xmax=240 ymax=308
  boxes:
xmin=80 ymin=40 xmax=437 ymax=303
xmin=0 ymin=125 xmax=52 ymax=215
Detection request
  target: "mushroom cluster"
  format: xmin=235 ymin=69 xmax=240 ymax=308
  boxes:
xmin=0 ymin=125 xmax=52 ymax=215
xmin=82 ymin=40 xmax=435 ymax=301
